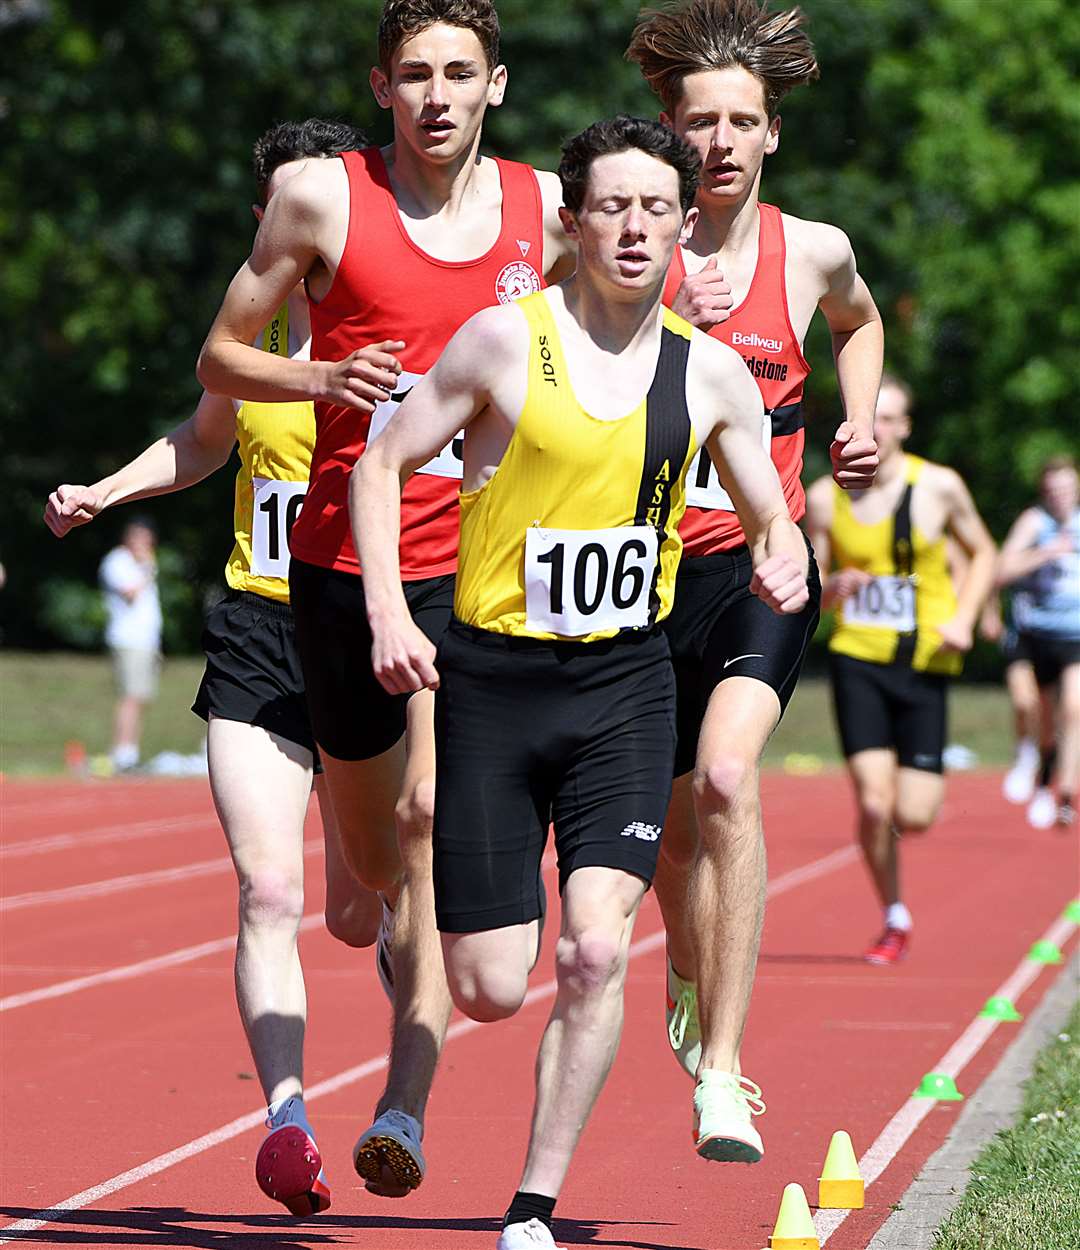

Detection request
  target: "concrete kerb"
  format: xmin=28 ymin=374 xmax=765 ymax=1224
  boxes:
xmin=866 ymin=950 xmax=1079 ymax=1250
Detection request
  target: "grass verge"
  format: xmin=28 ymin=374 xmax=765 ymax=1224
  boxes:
xmin=932 ymin=1000 xmax=1080 ymax=1250
xmin=1 ymin=650 xmax=1015 ymax=776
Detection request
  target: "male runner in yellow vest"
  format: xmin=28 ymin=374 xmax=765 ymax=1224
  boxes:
xmin=805 ymin=374 xmax=995 ymax=963
xmin=353 ymin=116 xmax=808 ymax=1250
xmin=44 ymin=120 xmax=386 ymax=1217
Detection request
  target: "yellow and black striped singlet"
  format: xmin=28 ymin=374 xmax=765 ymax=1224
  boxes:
xmin=828 ymin=454 xmax=962 ymax=675
xmin=454 ymin=292 xmax=698 ymax=642
xmin=226 ymin=304 xmax=315 ymax=604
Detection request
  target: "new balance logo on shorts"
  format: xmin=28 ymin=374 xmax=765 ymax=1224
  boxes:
xmin=620 ymin=821 xmax=661 ymax=842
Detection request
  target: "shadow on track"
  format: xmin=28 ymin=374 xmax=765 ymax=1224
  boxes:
xmin=0 ymin=1208 xmax=705 ymax=1250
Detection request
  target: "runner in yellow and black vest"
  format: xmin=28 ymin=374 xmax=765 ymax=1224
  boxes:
xmin=351 ymin=120 xmax=811 ymax=1248
xmin=44 ymin=120 xmax=390 ymax=1221
xmin=806 ymin=373 xmax=996 ymax=967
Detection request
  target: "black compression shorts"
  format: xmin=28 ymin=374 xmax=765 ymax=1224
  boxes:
xmin=192 ymin=590 xmax=320 ymax=767
xmin=829 ymin=652 xmax=948 ymax=773
xmin=1017 ymin=632 xmax=1080 ymax=688
xmin=433 ymin=620 xmax=676 ymax=934
xmin=290 ymin=556 xmax=455 ymax=761
xmin=664 ymin=538 xmax=821 ymax=776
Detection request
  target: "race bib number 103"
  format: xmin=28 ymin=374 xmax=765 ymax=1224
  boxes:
xmin=843 ymin=575 xmax=916 ymax=632
xmin=524 ymin=525 xmax=658 ymax=636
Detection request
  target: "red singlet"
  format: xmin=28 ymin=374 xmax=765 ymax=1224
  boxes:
xmin=662 ymin=203 xmax=810 ymax=557
xmin=289 ymin=148 xmax=546 ymax=579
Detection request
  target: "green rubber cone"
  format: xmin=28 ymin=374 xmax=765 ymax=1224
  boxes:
xmin=913 ymin=1072 xmax=964 ymax=1101
xmin=1064 ymin=901 xmax=1080 ymax=924
xmin=980 ymin=996 xmax=1023 ymax=1022
xmin=1028 ymin=940 xmax=1064 ymax=964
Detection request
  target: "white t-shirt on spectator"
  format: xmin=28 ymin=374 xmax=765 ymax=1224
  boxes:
xmin=100 ymin=546 xmax=162 ymax=651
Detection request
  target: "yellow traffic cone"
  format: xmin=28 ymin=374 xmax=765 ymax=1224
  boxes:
xmin=769 ymin=1182 xmax=819 ymax=1249
xmin=818 ymin=1130 xmax=864 ymax=1208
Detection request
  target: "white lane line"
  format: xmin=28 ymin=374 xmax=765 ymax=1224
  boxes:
xmin=0 ymin=844 xmax=856 ymax=1240
xmin=0 ymin=841 xmax=322 ymax=913
xmin=815 ymin=910 xmax=1078 ymax=1244
xmin=1 ymin=815 xmax=218 ymax=860
xmin=0 ymin=916 xmax=324 ymax=1012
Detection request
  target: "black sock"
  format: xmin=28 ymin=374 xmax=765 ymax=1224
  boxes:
xmin=503 ymin=1191 xmax=556 ymax=1231
xmin=1038 ymin=747 xmax=1057 ymax=788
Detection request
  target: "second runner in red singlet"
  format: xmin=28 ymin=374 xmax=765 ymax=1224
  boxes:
xmin=659 ymin=201 xmax=827 ymax=776
xmin=289 ymin=146 xmax=549 ymax=762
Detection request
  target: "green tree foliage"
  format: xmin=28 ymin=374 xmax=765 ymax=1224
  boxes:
xmin=2 ymin=0 xmax=1076 ymax=650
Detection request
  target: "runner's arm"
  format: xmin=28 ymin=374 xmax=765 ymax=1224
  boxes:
xmin=815 ymin=225 xmax=883 ymax=489
xmin=803 ymin=474 xmax=872 ymax=611
xmin=996 ymin=508 xmax=1069 ymax=586
xmin=938 ymin=468 xmax=997 ymax=651
xmin=536 ymin=170 xmax=577 ymax=284
xmin=351 ymin=309 xmax=511 ymax=693
xmin=45 ymin=391 xmax=238 ymax=538
xmin=196 ymin=168 xmax=403 ymax=409
xmin=697 ymin=347 xmax=809 ymax=614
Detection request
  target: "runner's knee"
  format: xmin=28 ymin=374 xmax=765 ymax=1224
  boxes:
xmin=335 ymin=827 xmax=401 ymax=896
xmin=895 ymin=797 xmax=940 ymax=834
xmin=556 ymin=928 xmax=625 ymax=995
xmin=324 ymin=894 xmax=379 ymax=948
xmin=856 ymin=786 xmax=894 ymax=833
xmin=448 ymin=960 xmax=527 ymax=1022
xmin=238 ymin=867 xmax=304 ymax=932
xmin=692 ymin=749 xmax=759 ymax=818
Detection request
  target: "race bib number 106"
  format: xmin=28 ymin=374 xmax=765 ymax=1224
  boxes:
xmin=843 ymin=575 xmax=916 ymax=632
xmin=251 ymin=478 xmax=307 ymax=579
xmin=524 ymin=525 xmax=658 ymax=636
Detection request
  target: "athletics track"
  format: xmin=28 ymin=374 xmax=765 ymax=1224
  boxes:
xmin=1 ymin=772 xmax=1076 ymax=1249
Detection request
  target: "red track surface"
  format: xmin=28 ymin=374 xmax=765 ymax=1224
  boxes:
xmin=1 ymin=772 xmax=1076 ymax=1249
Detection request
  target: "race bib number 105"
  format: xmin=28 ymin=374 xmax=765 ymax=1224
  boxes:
xmin=524 ymin=525 xmax=658 ymax=636
xmin=843 ymin=575 xmax=916 ymax=632
xmin=251 ymin=478 xmax=307 ymax=579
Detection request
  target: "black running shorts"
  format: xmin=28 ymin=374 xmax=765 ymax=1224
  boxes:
xmin=433 ymin=620 xmax=676 ymax=934
xmin=664 ymin=539 xmax=821 ymax=776
xmin=829 ymin=652 xmax=948 ymax=774
xmin=290 ymin=556 xmax=455 ymax=761
xmin=192 ymin=590 xmax=319 ymax=765
xmin=1017 ymin=632 xmax=1080 ymax=688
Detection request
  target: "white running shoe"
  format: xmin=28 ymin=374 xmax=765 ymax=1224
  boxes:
xmin=665 ymin=957 xmax=701 ymax=1080
xmin=375 ymin=896 xmax=395 ymax=1005
xmin=353 ymin=1108 xmax=425 ymax=1194
xmin=497 ymin=1218 xmax=563 ymax=1248
xmin=692 ymin=1069 xmax=766 ymax=1163
xmin=1027 ymin=787 xmax=1057 ymax=829
xmin=1003 ymin=741 xmax=1040 ymax=804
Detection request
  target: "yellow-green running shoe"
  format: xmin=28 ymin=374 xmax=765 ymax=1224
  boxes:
xmin=692 ymin=1070 xmax=765 ymax=1163
xmin=666 ymin=957 xmax=701 ymax=1079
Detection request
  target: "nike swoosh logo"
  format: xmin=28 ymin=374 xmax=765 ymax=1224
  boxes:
xmin=389 ymin=388 xmax=413 ymax=404
xmin=723 ymin=653 xmax=764 ymax=668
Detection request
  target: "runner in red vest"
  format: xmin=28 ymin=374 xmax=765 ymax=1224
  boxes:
xmin=627 ymin=0 xmax=883 ymax=1163
xmin=198 ymin=0 xmax=575 ymax=1199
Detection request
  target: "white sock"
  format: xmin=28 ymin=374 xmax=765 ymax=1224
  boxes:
xmin=885 ymin=902 xmax=913 ymax=932
xmin=111 ymin=743 xmax=138 ymax=769
xmin=267 ymin=1095 xmax=312 ymax=1134
xmin=1015 ymin=738 xmax=1039 ymax=766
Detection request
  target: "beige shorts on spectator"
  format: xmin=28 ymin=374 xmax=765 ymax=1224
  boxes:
xmin=111 ymin=647 xmax=161 ymax=701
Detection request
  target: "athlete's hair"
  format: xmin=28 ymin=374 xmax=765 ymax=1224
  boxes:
xmin=252 ymin=118 xmax=370 ymax=205
xmin=378 ymin=0 xmax=500 ymax=74
xmin=559 ymin=115 xmax=701 ymax=216
xmin=879 ymin=371 xmax=914 ymax=412
xmin=626 ymin=0 xmax=819 ymax=118
xmin=1039 ymin=453 xmax=1077 ymax=480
